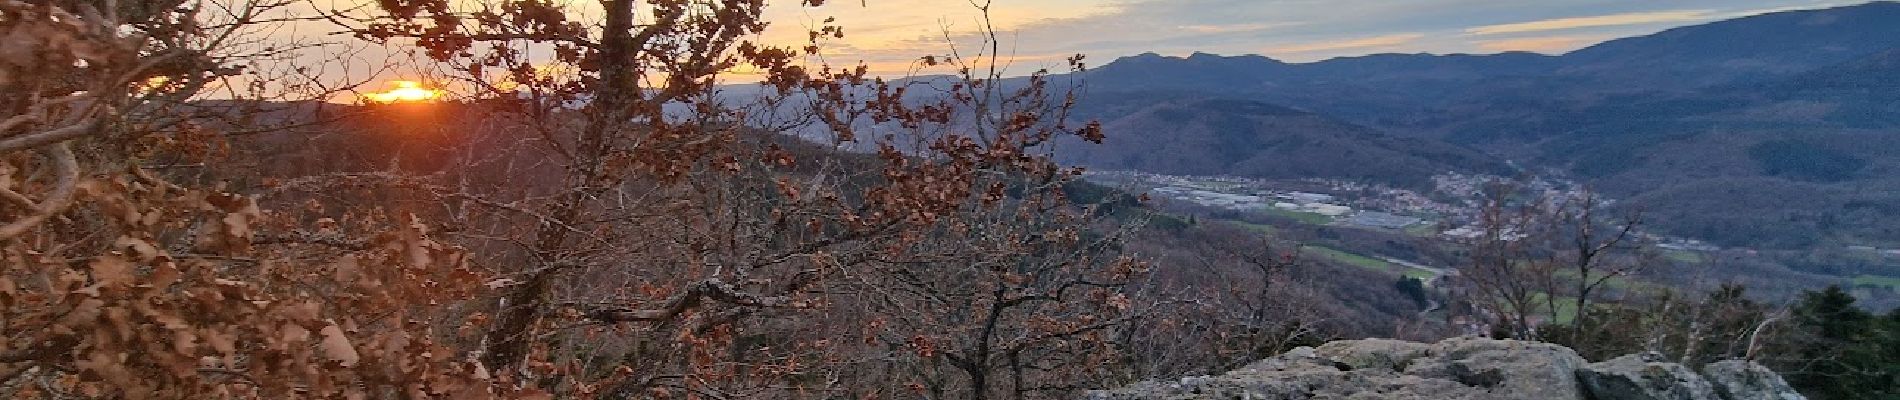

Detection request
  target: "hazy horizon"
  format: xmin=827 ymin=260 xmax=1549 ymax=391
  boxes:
xmin=751 ymin=0 xmax=1870 ymax=75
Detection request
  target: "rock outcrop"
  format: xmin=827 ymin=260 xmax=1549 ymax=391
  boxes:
xmin=1701 ymin=360 xmax=1804 ymax=400
xmin=1576 ymin=352 xmax=1719 ymax=400
xmin=1090 ymin=338 xmax=1806 ymax=400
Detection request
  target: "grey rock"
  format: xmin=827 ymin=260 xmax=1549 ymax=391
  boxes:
xmin=1576 ymin=352 xmax=1719 ymax=400
xmin=1314 ymin=338 xmax=1430 ymax=371
xmin=1702 ymin=360 xmax=1805 ymax=400
xmin=1403 ymin=337 xmax=1589 ymax=400
xmin=1090 ymin=337 xmax=1590 ymax=400
xmin=1091 ymin=339 xmax=1805 ymax=400
xmin=1283 ymin=346 xmax=1318 ymax=360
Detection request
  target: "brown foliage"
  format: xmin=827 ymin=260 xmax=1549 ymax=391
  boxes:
xmin=1 ymin=174 xmax=500 ymax=398
xmin=0 ymin=0 xmax=1241 ymax=398
xmin=1 ymin=1 xmax=525 ymax=398
xmin=319 ymin=0 xmax=1139 ymax=398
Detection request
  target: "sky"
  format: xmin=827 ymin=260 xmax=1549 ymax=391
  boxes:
xmin=754 ymin=0 xmax=1864 ymax=75
xmin=315 ymin=0 xmax=1866 ymax=96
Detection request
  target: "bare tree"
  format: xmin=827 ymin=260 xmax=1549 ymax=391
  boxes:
xmin=1541 ymin=189 xmax=1645 ymax=351
xmin=1 ymin=0 xmax=1174 ymax=396
xmin=1455 ymin=182 xmax=1552 ymax=339
xmin=1107 ymin=224 xmax=1334 ymax=382
xmin=1454 ymin=182 xmax=1650 ymax=343
xmin=305 ymin=0 xmax=1133 ymax=397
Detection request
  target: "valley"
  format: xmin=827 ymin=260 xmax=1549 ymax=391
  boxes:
xmin=1041 ymin=2 xmax=1900 ymax=310
xmin=9 ymin=0 xmax=1899 ymax=398
xmin=1086 ymin=170 xmax=1764 ymax=301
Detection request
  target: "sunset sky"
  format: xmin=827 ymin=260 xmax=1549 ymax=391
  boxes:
xmin=328 ymin=0 xmax=1866 ymax=92
xmin=748 ymin=0 xmax=1861 ymax=74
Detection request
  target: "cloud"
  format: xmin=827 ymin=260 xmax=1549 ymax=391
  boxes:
xmin=1473 ymin=35 xmax=1612 ymax=53
xmin=1715 ymin=1 xmax=1863 ymax=18
xmin=1266 ymin=33 xmax=1426 ymax=54
xmin=745 ymin=0 xmax=1853 ymax=73
xmin=1464 ymin=10 xmax=1714 ymax=35
xmin=1178 ymin=22 xmax=1300 ymax=34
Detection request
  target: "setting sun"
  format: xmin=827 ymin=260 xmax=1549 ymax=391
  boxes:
xmin=362 ymin=80 xmax=444 ymax=103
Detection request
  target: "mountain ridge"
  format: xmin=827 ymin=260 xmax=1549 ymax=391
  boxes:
xmin=1052 ymin=1 xmax=1900 ymax=250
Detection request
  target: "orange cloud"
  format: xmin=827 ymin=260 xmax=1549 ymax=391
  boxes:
xmin=1474 ymin=35 xmax=1610 ymax=53
xmin=1266 ymin=33 xmax=1425 ymax=54
xmin=1465 ymin=10 xmax=1712 ymax=35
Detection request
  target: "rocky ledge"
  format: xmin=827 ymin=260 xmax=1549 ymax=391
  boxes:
xmin=1090 ymin=337 xmax=1804 ymax=400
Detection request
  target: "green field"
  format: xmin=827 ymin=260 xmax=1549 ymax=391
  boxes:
xmin=1851 ymin=275 xmax=1900 ymax=289
xmin=1536 ymin=293 xmax=1584 ymax=324
xmin=1662 ymin=249 xmax=1708 ymax=264
xmin=1549 ymin=268 xmax=1669 ymax=294
xmin=1306 ymin=246 xmax=1385 ymax=269
xmin=1403 ymin=223 xmax=1439 ymax=237
xmin=1305 ymin=246 xmax=1436 ymax=280
xmin=1265 ymin=208 xmax=1333 ymax=225
xmin=1230 ymin=220 xmax=1278 ymax=235
xmin=1401 ymin=267 xmax=1437 ymax=281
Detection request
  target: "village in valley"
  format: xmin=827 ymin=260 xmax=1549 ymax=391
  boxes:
xmin=1082 ymin=169 xmax=1731 ymax=262
xmin=1084 ymin=169 xmax=1765 ymax=334
xmin=1085 ymin=170 xmax=1519 ymax=237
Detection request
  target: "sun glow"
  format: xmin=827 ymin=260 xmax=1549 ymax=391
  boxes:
xmin=363 ymin=81 xmax=444 ymax=103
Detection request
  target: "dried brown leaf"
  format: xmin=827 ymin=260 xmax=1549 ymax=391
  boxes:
xmin=319 ymin=323 xmax=360 ymax=367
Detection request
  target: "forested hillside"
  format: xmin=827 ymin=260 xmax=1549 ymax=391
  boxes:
xmin=1056 ymin=99 xmax=1511 ymax=189
xmin=4 ymin=0 xmax=1897 ymax=399
xmin=1046 ymin=2 xmax=1900 ymax=282
xmin=746 ymin=3 xmax=1900 ymax=254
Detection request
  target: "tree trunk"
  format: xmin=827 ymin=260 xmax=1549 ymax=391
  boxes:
xmin=482 ymin=0 xmax=638 ymax=371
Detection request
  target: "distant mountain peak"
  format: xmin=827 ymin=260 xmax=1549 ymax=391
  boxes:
xmin=1048 ymin=0 xmax=1900 ymax=254
xmin=1561 ymin=1 xmax=1900 ymax=69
